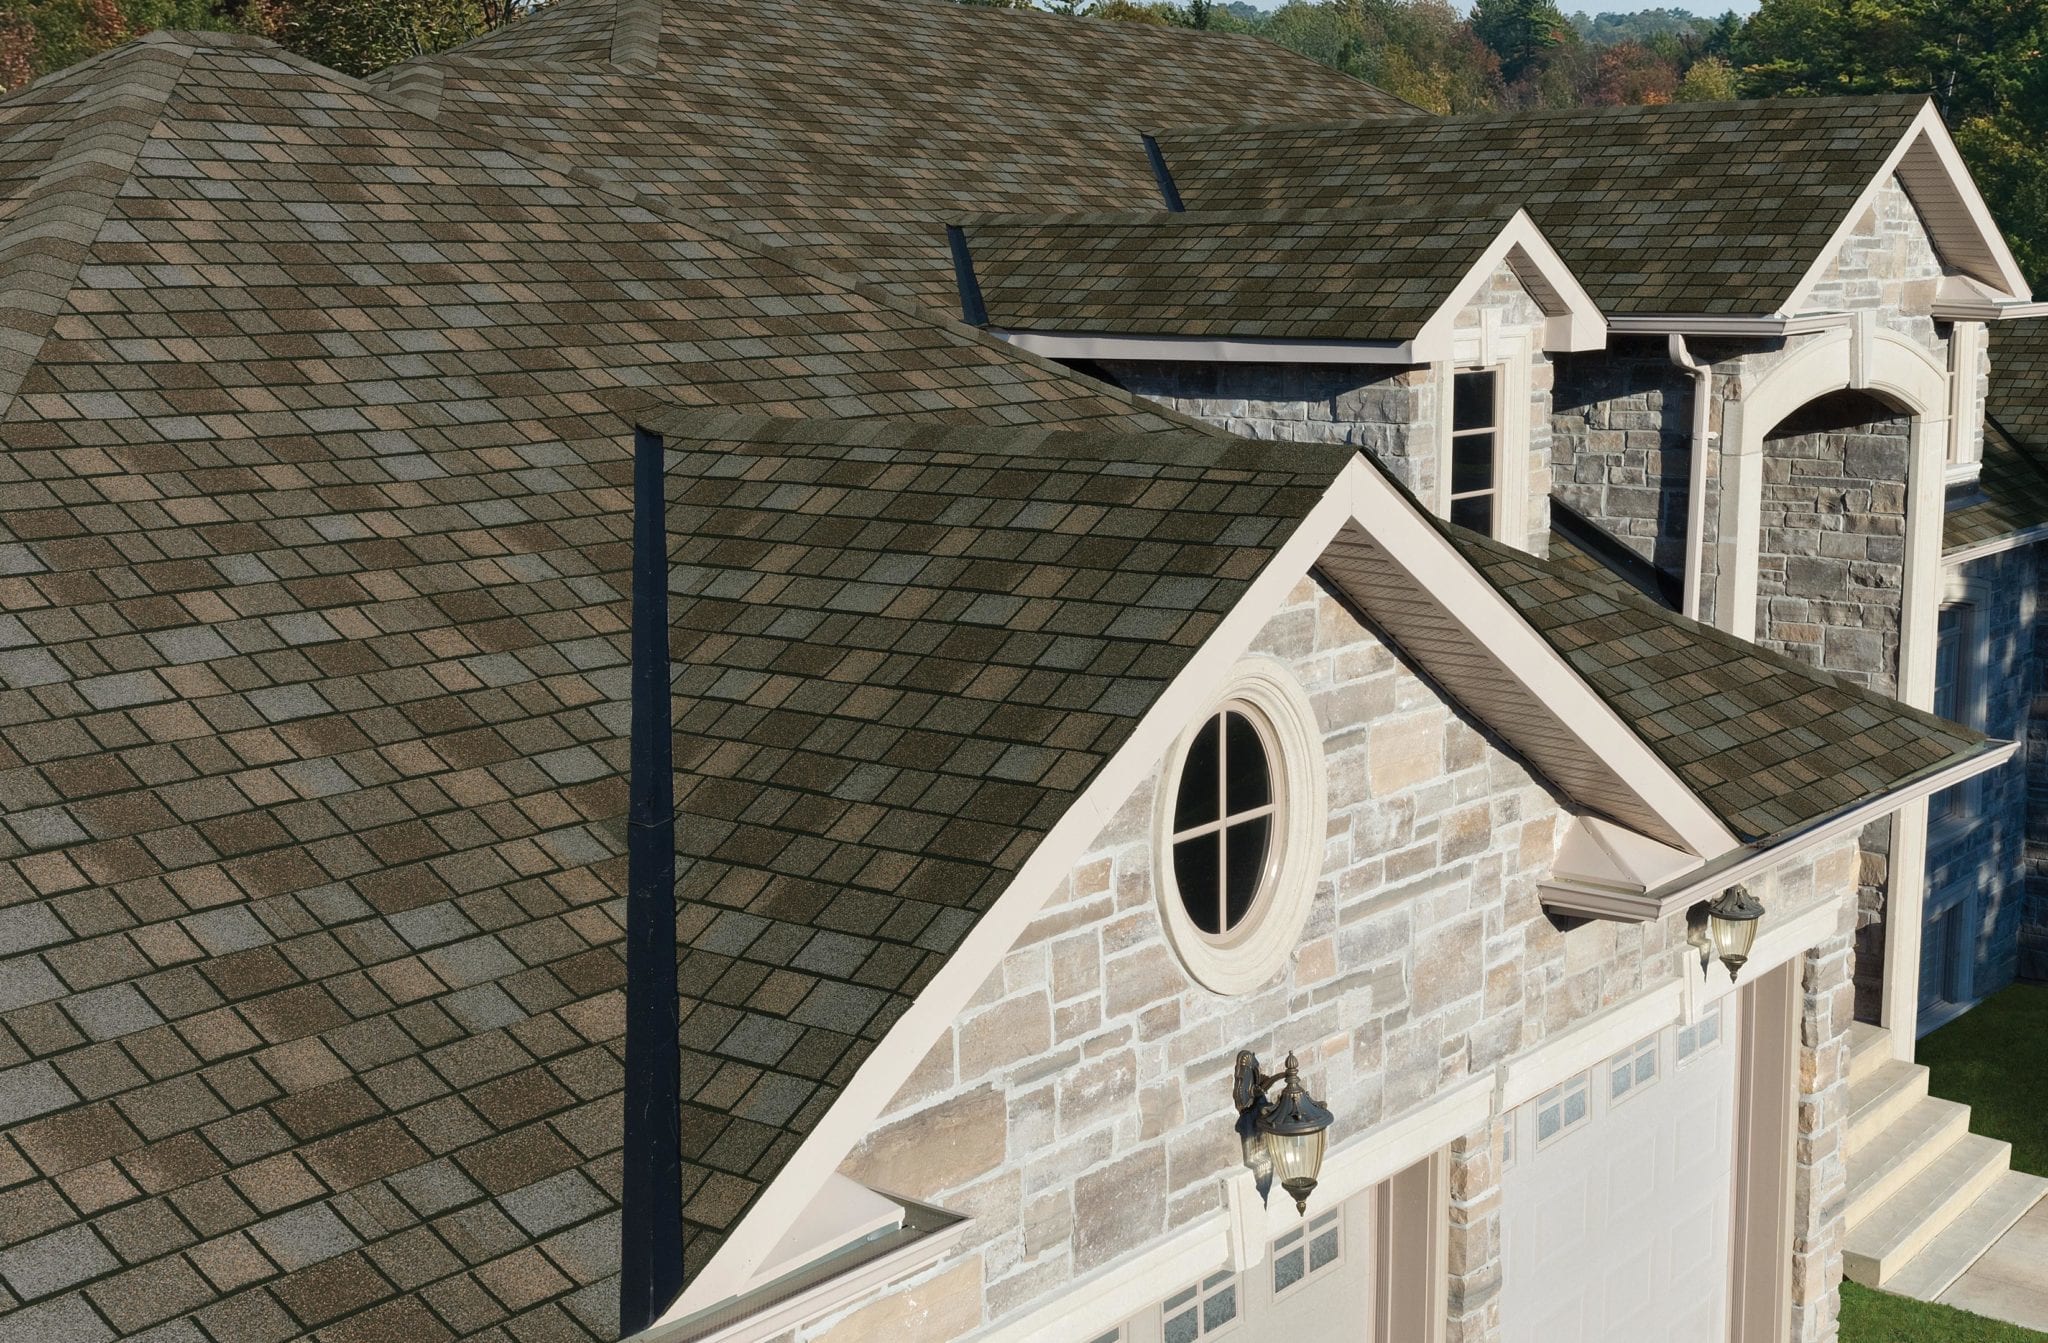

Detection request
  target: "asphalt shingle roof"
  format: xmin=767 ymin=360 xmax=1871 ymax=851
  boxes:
xmin=1455 ymin=529 xmax=1989 ymax=843
xmin=398 ymin=0 xmax=1414 ymax=313
xmin=0 ymin=29 xmax=1199 ymax=1343
xmin=1988 ymin=317 xmax=2048 ymax=457
xmin=645 ymin=412 xmax=1348 ymax=1274
xmin=959 ymin=205 xmax=1523 ymax=339
xmin=1155 ymin=97 xmax=1932 ymax=317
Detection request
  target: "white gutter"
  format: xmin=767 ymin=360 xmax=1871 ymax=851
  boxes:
xmin=1607 ymin=312 xmax=1852 ymax=338
xmin=1945 ymin=522 xmax=2048 ymax=567
xmin=1538 ymin=739 xmax=2019 ymax=922
xmin=990 ymin=328 xmax=1418 ymax=365
xmin=1930 ymin=299 xmax=2048 ymax=322
xmin=1667 ymin=334 xmax=1712 ymax=621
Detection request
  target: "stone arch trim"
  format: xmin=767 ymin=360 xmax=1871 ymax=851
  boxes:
xmin=1714 ymin=323 xmax=1954 ymax=1064
xmin=1715 ymin=325 xmax=1951 ymax=649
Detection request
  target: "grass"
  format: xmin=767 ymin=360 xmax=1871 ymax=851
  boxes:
xmin=1842 ymin=1281 xmax=2048 ymax=1342
xmin=1918 ymin=981 xmax=2048 ymax=1178
xmin=1836 ymin=981 xmax=2048 ymax=1343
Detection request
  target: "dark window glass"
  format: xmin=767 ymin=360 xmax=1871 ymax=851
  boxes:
xmin=1171 ymin=707 xmax=1278 ymax=937
xmin=1224 ymin=816 xmax=1271 ymax=926
xmin=1451 ymin=432 xmax=1496 ymax=494
xmin=1224 ymin=712 xmax=1270 ymax=812
xmin=1450 ymin=494 xmax=1493 ymax=532
xmin=1174 ymin=715 xmax=1220 ymax=829
xmin=1174 ymin=831 xmax=1221 ymax=933
xmin=1453 ymin=369 xmax=1496 ymax=431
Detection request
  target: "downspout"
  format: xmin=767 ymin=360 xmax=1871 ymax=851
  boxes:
xmin=1667 ymin=334 xmax=1713 ymax=622
xmin=621 ymin=425 xmax=685 ymax=1334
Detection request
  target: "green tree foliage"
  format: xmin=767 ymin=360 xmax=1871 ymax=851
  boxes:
xmin=1674 ymin=52 xmax=1739 ymax=99
xmin=1736 ymin=0 xmax=2048 ymax=287
xmin=1471 ymin=0 xmax=1574 ymax=83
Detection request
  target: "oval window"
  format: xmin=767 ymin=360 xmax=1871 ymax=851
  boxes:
xmin=1169 ymin=708 xmax=1279 ymax=938
xmin=1153 ymin=659 xmax=1327 ymax=995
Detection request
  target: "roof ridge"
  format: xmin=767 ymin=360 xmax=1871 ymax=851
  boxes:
xmin=1156 ymin=91 xmax=1932 ymax=143
xmin=0 ymin=38 xmax=194 ymax=422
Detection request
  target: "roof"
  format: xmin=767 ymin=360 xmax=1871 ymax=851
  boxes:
xmin=959 ymin=205 xmax=1522 ymax=341
xmin=398 ymin=0 xmax=1413 ymax=312
xmin=1988 ymin=317 xmax=2048 ymax=455
xmin=0 ymin=30 xmax=1200 ymax=1343
xmin=1154 ymin=97 xmax=1938 ymax=317
xmin=647 ymin=413 xmax=1349 ymax=1278
xmin=1455 ymin=529 xmax=1990 ymax=843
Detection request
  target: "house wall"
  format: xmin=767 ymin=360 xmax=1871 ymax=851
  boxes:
xmin=1923 ymin=545 xmax=2035 ymax=1004
xmin=2028 ymin=544 xmax=2048 ymax=983
xmin=1755 ymin=392 xmax=1912 ymax=692
xmin=1096 ymin=262 xmax=1555 ymax=554
xmin=1548 ymin=337 xmax=1705 ymax=583
xmin=781 ymin=575 xmax=1860 ymax=1343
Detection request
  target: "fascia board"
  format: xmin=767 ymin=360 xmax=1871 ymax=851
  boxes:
xmin=1606 ymin=312 xmax=1851 ymax=338
xmin=655 ymin=459 xmax=1378 ymax=1324
xmin=1541 ymin=738 xmax=2019 ymax=922
xmin=1782 ymin=103 xmax=2032 ymax=316
xmin=1345 ymin=465 xmax=1739 ymax=858
xmin=1412 ymin=209 xmax=1607 ymax=360
xmin=989 ymin=329 xmax=1418 ymax=364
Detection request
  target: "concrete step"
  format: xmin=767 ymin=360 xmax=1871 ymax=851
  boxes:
xmin=1850 ymin=1020 xmax=1893 ymax=1085
xmin=1847 ymin=1095 xmax=1972 ymax=1227
xmin=1849 ymin=1058 xmax=1931 ymax=1153
xmin=1886 ymin=1170 xmax=2048 ymax=1302
xmin=1845 ymin=1132 xmax=2013 ymax=1288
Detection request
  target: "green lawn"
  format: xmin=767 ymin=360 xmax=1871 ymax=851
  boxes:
xmin=1919 ymin=982 xmax=2048 ymax=1178
xmin=1842 ymin=1282 xmax=2048 ymax=1342
xmin=1837 ymin=983 xmax=2048 ymax=1343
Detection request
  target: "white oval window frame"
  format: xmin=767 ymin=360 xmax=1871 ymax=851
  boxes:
xmin=1153 ymin=657 xmax=1328 ymax=996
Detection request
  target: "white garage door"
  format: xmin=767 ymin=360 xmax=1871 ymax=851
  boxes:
xmin=1501 ymin=999 xmax=1738 ymax=1343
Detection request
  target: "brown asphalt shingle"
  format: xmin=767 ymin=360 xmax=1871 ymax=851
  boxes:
xmin=645 ymin=411 xmax=1349 ymax=1274
xmin=1156 ymin=97 xmax=1932 ymax=317
xmin=1455 ymin=529 xmax=1989 ymax=842
xmin=960 ymin=205 xmax=1524 ymax=339
xmin=398 ymin=0 xmax=1414 ymax=313
xmin=0 ymin=26 xmax=1199 ymax=1343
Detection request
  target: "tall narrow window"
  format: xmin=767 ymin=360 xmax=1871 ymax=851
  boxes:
xmin=1930 ymin=603 xmax=1971 ymax=824
xmin=1449 ymin=368 xmax=1500 ymax=533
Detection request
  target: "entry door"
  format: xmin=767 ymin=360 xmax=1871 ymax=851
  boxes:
xmin=1499 ymin=999 xmax=1740 ymax=1343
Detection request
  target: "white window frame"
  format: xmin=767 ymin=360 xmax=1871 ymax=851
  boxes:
xmin=1929 ymin=579 xmax=1992 ymax=841
xmin=1152 ymin=657 xmax=1328 ymax=996
xmin=1269 ymin=1207 xmax=1343 ymax=1302
xmin=1433 ymin=333 xmax=1531 ymax=548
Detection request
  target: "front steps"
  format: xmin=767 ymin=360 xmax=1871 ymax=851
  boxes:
xmin=1844 ymin=1022 xmax=2048 ymax=1299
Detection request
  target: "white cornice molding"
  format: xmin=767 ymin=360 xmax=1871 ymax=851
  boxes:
xmin=1539 ymin=741 xmax=2018 ymax=922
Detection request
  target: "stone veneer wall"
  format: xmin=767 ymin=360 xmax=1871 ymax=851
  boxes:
xmin=1755 ymin=392 xmax=1912 ymax=692
xmin=2028 ymin=545 xmax=2048 ymax=982
xmin=1097 ymin=262 xmax=1555 ymax=554
xmin=1549 ymin=337 xmax=1706 ymax=585
xmin=1794 ymin=921 xmax=1856 ymax=1343
xmin=786 ymin=575 xmax=1861 ymax=1343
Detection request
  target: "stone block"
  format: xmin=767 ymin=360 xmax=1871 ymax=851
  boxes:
xmin=1073 ymin=1146 xmax=1166 ymax=1272
xmin=959 ymin=992 xmax=1051 ymax=1079
xmin=842 ymin=1086 xmax=1006 ymax=1202
xmin=814 ymin=1255 xmax=983 ymax=1343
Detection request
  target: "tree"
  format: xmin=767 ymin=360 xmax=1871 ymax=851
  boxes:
xmin=1674 ymin=53 xmax=1740 ymax=99
xmin=1471 ymin=0 xmax=1574 ymax=84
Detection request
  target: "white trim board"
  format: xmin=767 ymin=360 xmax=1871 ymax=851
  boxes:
xmin=1945 ymin=523 xmax=2048 ymax=567
xmin=1499 ymin=981 xmax=1684 ymax=1110
xmin=970 ymin=1216 xmax=1232 ymax=1343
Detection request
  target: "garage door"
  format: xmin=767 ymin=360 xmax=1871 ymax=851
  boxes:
xmin=1500 ymin=999 xmax=1739 ymax=1343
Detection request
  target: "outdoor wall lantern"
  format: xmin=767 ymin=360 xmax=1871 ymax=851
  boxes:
xmin=1233 ymin=1049 xmax=1334 ymax=1215
xmin=1691 ymin=883 xmax=1766 ymax=981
